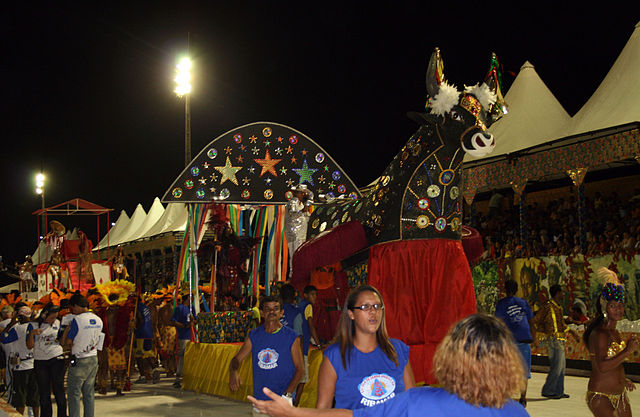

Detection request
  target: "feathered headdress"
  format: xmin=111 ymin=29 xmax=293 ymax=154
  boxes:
xmin=598 ymin=267 xmax=625 ymax=314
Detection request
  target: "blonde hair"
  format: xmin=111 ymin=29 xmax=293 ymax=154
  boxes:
xmin=333 ymin=285 xmax=397 ymax=369
xmin=433 ymin=314 xmax=525 ymax=408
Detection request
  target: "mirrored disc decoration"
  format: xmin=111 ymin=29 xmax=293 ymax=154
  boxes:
xmin=161 ymin=122 xmax=362 ymax=204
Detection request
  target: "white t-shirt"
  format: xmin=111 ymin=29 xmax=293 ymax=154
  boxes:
xmin=67 ymin=312 xmax=103 ymax=358
xmin=1 ymin=322 xmax=34 ymax=370
xmin=29 ymin=320 xmax=64 ymax=361
xmin=0 ymin=318 xmax=11 ymax=331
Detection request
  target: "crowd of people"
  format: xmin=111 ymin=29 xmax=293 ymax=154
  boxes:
xmin=476 ymin=190 xmax=640 ymax=259
xmin=0 ymin=286 xmax=196 ymax=417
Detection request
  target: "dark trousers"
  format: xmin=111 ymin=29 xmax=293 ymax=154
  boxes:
xmin=35 ymin=357 xmax=67 ymax=417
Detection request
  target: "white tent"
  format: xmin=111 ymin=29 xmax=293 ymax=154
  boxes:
xmin=120 ymin=197 xmax=165 ymax=242
xmin=95 ymin=210 xmax=130 ymax=251
xmin=108 ymin=204 xmax=147 ymax=247
xmin=465 ymin=61 xmax=571 ymax=162
xmin=140 ymin=203 xmax=188 ymax=238
xmin=560 ymin=21 xmax=640 ymax=137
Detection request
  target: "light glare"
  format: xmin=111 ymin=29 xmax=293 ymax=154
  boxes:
xmin=174 ymin=56 xmax=192 ymax=96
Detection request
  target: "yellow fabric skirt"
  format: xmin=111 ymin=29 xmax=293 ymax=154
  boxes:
xmin=183 ymin=343 xmax=322 ymax=408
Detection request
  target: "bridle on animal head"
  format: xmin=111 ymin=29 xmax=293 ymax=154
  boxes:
xmin=459 ymin=94 xmax=487 ymax=131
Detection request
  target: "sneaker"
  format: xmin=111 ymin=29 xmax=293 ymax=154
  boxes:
xmin=173 ymin=380 xmax=182 ymax=388
xmin=152 ymin=370 xmax=161 ymax=384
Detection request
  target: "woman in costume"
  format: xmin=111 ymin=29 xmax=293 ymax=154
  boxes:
xmin=249 ymin=314 xmax=528 ymax=416
xmin=27 ymin=303 xmax=67 ymax=417
xmin=316 ymin=285 xmax=415 ymax=410
xmin=584 ymin=268 xmax=638 ymax=416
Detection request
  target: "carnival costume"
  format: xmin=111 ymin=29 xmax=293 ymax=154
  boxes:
xmin=585 ymin=268 xmax=630 ymax=413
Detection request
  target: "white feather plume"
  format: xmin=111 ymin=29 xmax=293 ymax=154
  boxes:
xmin=429 ymin=82 xmax=460 ymax=116
xmin=464 ymin=83 xmax=496 ymax=109
xmin=597 ymin=267 xmax=622 ymax=286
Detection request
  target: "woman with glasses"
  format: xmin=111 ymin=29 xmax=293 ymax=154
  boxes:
xmin=316 ymin=285 xmax=415 ymax=410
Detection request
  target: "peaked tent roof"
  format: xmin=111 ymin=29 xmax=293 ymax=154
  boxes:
xmin=140 ymin=203 xmax=188 ymax=239
xmin=560 ymin=21 xmax=640 ymax=137
xmin=108 ymin=204 xmax=147 ymax=247
xmin=94 ymin=210 xmax=130 ymax=251
xmin=464 ymin=61 xmax=571 ymax=163
xmin=120 ymin=197 xmax=165 ymax=243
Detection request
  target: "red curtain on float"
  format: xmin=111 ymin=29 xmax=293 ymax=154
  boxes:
xmin=367 ymin=239 xmax=477 ymax=385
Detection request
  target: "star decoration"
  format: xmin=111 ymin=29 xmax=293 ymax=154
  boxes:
xmin=209 ymin=187 xmax=217 ymax=193
xmin=291 ymin=156 xmax=297 ymax=164
xmin=254 ymin=149 xmax=282 ymax=177
xmin=236 ymin=155 xmax=244 ymax=163
xmin=199 ymin=178 xmax=207 ymax=185
xmin=293 ymin=159 xmax=318 ymax=186
xmin=301 ymin=149 xmax=308 ymax=156
xmin=277 ymin=136 xmax=284 ymax=142
xmin=264 ymin=139 xmax=271 ymax=146
xmin=252 ymin=146 xmax=260 ymax=155
xmin=265 ymin=177 xmax=272 ymax=185
xmin=324 ymin=165 xmax=330 ymax=171
xmin=214 ymin=156 xmax=242 ymax=185
xmin=416 ymin=179 xmax=423 ymax=186
xmin=225 ymin=146 xmax=233 ymax=154
xmin=248 ymin=166 xmax=256 ymax=174
xmin=280 ymin=166 xmax=287 ymax=175
xmin=249 ymin=135 xmax=257 ymax=143
xmin=238 ymin=144 xmax=247 ymax=152
xmin=242 ymin=177 xmax=250 ymax=186
xmin=274 ymin=147 xmax=283 ymax=156
xmin=318 ymin=175 xmax=325 ymax=183
xmin=286 ymin=178 xmax=295 ymax=187
xmin=209 ymin=173 xmax=219 ymax=182
xmin=328 ymin=181 xmax=336 ymax=189
xmin=202 ymin=162 xmax=210 ymax=169
xmin=286 ymin=145 xmax=293 ymax=154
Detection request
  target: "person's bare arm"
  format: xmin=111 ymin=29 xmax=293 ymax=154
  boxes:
xmin=249 ymin=387 xmax=352 ymax=417
xmin=229 ymin=336 xmax=252 ymax=391
xmin=284 ymin=337 xmax=304 ymax=395
xmin=316 ymin=356 xmax=337 ymax=408
xmin=403 ymin=361 xmax=416 ymax=390
xmin=591 ymin=329 xmax=638 ymax=373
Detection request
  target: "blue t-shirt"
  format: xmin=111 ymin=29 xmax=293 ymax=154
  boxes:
xmin=249 ymin=325 xmax=298 ymax=401
xmin=171 ymin=304 xmax=192 ymax=341
xmin=280 ymin=303 xmax=303 ymax=336
xmin=352 ymin=387 xmax=529 ymax=417
xmin=297 ymin=299 xmax=311 ymax=355
xmin=324 ymin=338 xmax=409 ymax=410
xmin=135 ymin=302 xmax=154 ymax=339
xmin=495 ymin=296 xmax=533 ymax=342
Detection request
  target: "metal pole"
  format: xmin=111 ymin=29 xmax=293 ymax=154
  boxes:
xmin=185 ymin=93 xmax=191 ymax=167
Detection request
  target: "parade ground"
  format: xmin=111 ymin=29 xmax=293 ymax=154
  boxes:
xmin=68 ymin=372 xmax=639 ymax=416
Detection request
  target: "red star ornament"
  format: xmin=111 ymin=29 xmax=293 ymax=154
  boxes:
xmin=254 ymin=149 xmax=282 ymax=177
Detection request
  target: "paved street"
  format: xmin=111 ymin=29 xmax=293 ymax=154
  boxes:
xmin=25 ymin=371 xmax=640 ymax=416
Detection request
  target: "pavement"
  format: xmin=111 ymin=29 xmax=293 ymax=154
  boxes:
xmin=14 ymin=371 xmax=640 ymax=416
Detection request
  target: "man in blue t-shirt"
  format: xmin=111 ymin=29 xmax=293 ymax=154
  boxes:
xmin=495 ymin=279 xmax=535 ymax=407
xmin=229 ymin=295 xmax=303 ymax=415
xmin=171 ymin=294 xmax=194 ymax=388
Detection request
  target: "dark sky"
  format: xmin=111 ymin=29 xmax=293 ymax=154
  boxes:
xmin=2 ymin=3 xmax=639 ymax=264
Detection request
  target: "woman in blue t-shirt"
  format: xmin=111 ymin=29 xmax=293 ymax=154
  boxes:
xmin=316 ymin=285 xmax=415 ymax=410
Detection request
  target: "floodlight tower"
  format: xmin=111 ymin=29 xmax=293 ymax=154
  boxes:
xmin=175 ymin=56 xmax=192 ymax=167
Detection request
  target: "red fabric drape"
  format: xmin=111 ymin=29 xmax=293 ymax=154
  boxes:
xmin=367 ymin=239 xmax=476 ymax=384
xmin=312 ymin=269 xmax=349 ymax=342
xmin=291 ymin=221 xmax=367 ymax=291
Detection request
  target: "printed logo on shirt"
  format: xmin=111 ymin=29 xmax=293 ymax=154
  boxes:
xmin=89 ymin=319 xmax=97 ymax=325
xmin=506 ymin=305 xmax=525 ymax=323
xmin=358 ymin=373 xmax=396 ymax=407
xmin=257 ymin=348 xmax=279 ymax=370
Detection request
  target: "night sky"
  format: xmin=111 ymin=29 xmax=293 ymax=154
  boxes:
xmin=2 ymin=3 xmax=638 ymax=265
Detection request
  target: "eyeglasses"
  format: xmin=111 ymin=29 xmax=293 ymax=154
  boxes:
xmin=352 ymin=304 xmax=384 ymax=312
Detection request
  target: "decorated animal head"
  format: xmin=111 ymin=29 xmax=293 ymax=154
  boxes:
xmin=307 ymin=48 xmax=506 ymax=246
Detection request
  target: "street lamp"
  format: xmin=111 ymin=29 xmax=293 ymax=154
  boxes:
xmin=35 ymin=173 xmax=45 ymax=235
xmin=175 ymin=56 xmax=192 ymax=167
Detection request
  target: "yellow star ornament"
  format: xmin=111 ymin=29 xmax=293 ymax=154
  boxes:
xmin=254 ymin=149 xmax=282 ymax=177
xmin=214 ymin=156 xmax=242 ymax=185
